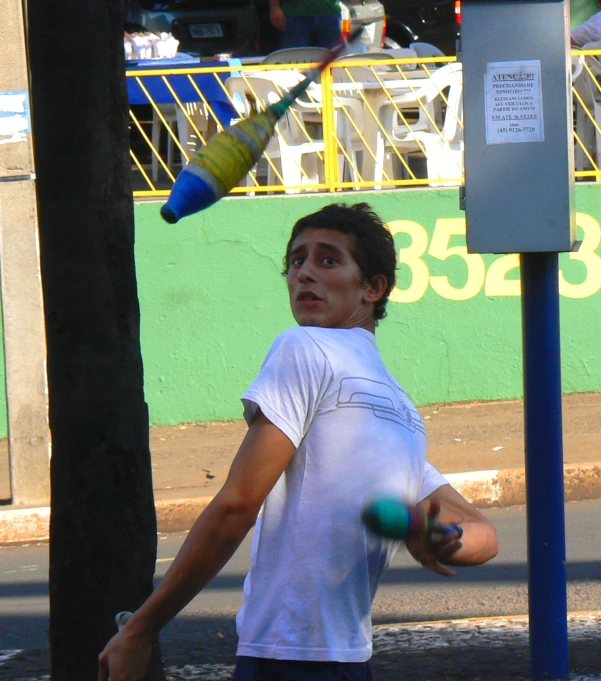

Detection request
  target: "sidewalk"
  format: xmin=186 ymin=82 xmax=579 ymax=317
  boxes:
xmin=2 ymin=393 xmax=601 ymax=544
xmin=3 ymin=613 xmax=601 ymax=680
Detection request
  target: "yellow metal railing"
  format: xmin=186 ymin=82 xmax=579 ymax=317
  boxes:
xmin=127 ymin=51 xmax=601 ymax=198
xmin=573 ymin=49 xmax=601 ymax=181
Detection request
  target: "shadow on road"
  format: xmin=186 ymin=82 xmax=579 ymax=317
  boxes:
xmin=1 ymin=560 xmax=601 ymax=600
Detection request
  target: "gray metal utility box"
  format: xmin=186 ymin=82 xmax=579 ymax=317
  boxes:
xmin=461 ymin=0 xmax=576 ymax=254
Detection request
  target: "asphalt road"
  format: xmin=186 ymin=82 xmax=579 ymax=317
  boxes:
xmin=1 ymin=500 xmax=601 ymax=677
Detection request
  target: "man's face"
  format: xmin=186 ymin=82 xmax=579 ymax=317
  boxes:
xmin=286 ymin=227 xmax=381 ymax=331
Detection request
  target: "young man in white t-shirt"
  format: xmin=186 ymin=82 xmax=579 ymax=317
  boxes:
xmin=99 ymin=203 xmax=499 ymax=681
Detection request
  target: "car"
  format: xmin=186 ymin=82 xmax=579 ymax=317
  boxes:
xmin=340 ymin=0 xmax=386 ymax=50
xmin=381 ymin=0 xmax=459 ymax=55
xmin=253 ymin=0 xmax=386 ymax=56
xmin=124 ymin=0 xmax=261 ymax=57
xmin=125 ymin=0 xmax=387 ymax=59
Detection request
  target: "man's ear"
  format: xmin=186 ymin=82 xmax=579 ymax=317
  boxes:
xmin=362 ymin=274 xmax=388 ymax=304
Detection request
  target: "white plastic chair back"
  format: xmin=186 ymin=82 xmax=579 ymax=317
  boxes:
xmin=331 ymin=53 xmax=383 ymax=88
xmin=224 ymin=76 xmax=318 ymax=147
xmin=225 ymin=77 xmax=253 ymax=118
xmin=337 ymin=48 xmax=418 ymax=71
xmin=376 ymin=48 xmax=418 ymax=70
xmin=411 ymin=62 xmax=464 ymax=184
xmin=399 ymin=62 xmax=463 ymax=132
xmin=409 ymin=42 xmax=446 ymax=69
xmin=438 ymin=64 xmax=463 ymax=143
xmin=225 ymin=76 xmax=325 ymax=190
xmin=261 ymin=48 xmax=330 ymax=85
xmin=572 ymin=54 xmax=584 ymax=82
xmin=410 ymin=42 xmax=445 ymax=58
xmin=261 ymin=47 xmax=330 ymax=65
xmin=375 ymin=62 xmax=464 ymax=185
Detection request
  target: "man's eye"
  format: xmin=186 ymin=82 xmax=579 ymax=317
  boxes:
xmin=323 ymin=257 xmax=338 ymax=265
xmin=291 ymin=257 xmax=304 ymax=266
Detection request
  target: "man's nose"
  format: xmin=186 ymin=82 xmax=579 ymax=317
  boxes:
xmin=298 ymin=260 xmax=316 ymax=282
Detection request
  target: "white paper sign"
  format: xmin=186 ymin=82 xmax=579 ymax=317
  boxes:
xmin=484 ymin=60 xmax=544 ymax=145
xmin=0 ymin=91 xmax=30 ymax=145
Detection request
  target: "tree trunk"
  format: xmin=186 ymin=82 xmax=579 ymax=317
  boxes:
xmin=26 ymin=1 xmax=164 ymax=678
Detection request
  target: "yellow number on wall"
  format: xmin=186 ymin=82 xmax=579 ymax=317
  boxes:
xmin=428 ymin=219 xmax=486 ymax=301
xmin=485 ymin=254 xmax=521 ymax=296
xmin=559 ymin=213 xmax=601 ymax=299
xmin=388 ymin=220 xmax=429 ymax=303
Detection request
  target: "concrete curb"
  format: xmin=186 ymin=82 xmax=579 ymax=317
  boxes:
xmin=2 ymin=462 xmax=601 ymax=545
xmin=446 ymin=461 xmax=601 ymax=508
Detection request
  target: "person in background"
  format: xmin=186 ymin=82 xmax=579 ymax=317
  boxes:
xmin=269 ymin=0 xmax=342 ymax=49
xmin=571 ymin=0 xmax=601 ymax=46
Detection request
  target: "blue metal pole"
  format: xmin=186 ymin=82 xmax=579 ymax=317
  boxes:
xmin=520 ymin=252 xmax=568 ymax=681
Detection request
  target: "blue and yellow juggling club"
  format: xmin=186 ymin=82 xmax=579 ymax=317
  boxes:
xmin=361 ymin=497 xmax=463 ymax=541
xmin=160 ymin=28 xmax=364 ymax=224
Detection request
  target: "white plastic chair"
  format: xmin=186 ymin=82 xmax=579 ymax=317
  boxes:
xmin=336 ymin=48 xmax=419 ymax=71
xmin=376 ymin=62 xmax=464 ymax=186
xmin=572 ymin=53 xmax=584 ymax=82
xmin=409 ymin=42 xmax=446 ymax=69
xmin=373 ymin=47 xmax=419 ymax=70
xmin=224 ymin=76 xmax=325 ymax=191
xmin=151 ymin=105 xmax=181 ymax=182
xmin=328 ymin=60 xmax=387 ymax=182
xmin=332 ymin=55 xmax=428 ymax=182
xmin=409 ymin=42 xmax=445 ymax=58
xmin=151 ymin=103 xmax=214 ymax=182
xmin=260 ymin=48 xmax=331 ymax=87
xmin=261 ymin=47 xmax=330 ymax=65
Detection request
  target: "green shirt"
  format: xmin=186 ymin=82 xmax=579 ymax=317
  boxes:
xmin=282 ymin=0 xmax=340 ymax=17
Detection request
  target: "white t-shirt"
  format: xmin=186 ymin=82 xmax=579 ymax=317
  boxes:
xmin=572 ymin=11 xmax=601 ymax=47
xmin=236 ymin=326 xmax=447 ymax=663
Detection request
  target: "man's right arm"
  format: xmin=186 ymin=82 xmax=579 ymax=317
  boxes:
xmin=98 ymin=410 xmax=296 ymax=681
xmin=269 ymin=0 xmax=287 ymax=31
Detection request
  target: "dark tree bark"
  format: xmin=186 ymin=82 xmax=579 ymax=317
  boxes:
xmin=26 ymin=1 xmax=163 ymax=679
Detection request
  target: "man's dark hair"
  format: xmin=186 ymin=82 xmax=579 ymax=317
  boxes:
xmin=282 ymin=203 xmax=397 ymax=323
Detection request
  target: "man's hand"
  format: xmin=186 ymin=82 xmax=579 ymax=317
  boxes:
xmin=406 ymin=484 xmax=498 ymax=573
xmin=270 ymin=6 xmax=287 ymax=31
xmin=404 ymin=499 xmax=463 ymax=577
xmin=98 ymin=625 xmax=153 ymax=681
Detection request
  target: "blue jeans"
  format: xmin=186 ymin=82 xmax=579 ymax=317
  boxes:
xmin=233 ymin=656 xmax=373 ymax=681
xmin=279 ymin=14 xmax=341 ymax=49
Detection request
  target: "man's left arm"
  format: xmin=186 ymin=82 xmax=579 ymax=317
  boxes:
xmin=405 ymin=484 xmax=499 ymax=577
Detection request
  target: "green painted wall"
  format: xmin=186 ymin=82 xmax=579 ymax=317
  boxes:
xmin=134 ymin=186 xmax=601 ymax=426
xmin=571 ymin=0 xmax=599 ymax=28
